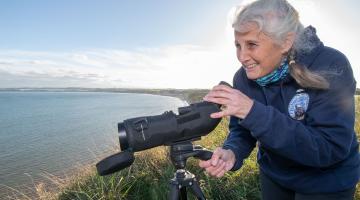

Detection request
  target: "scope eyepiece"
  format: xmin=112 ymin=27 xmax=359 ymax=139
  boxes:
xmin=118 ymin=122 xmax=128 ymax=151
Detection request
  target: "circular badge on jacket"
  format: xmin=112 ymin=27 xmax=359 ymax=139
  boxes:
xmin=288 ymin=89 xmax=309 ymax=120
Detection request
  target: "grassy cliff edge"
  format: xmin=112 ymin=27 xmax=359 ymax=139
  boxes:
xmin=30 ymin=93 xmax=360 ymax=200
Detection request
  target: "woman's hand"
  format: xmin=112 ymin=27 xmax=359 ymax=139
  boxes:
xmin=203 ymin=84 xmax=254 ymax=119
xmin=198 ymin=147 xmax=236 ymax=177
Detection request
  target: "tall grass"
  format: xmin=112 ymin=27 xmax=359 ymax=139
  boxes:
xmin=355 ymin=95 xmax=360 ymax=199
xmin=33 ymin=95 xmax=359 ymax=200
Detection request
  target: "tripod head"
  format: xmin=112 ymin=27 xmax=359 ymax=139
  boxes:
xmin=169 ymin=141 xmax=212 ymax=169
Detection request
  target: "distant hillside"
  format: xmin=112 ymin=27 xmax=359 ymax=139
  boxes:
xmin=2 ymin=87 xmax=358 ymax=100
xmin=0 ymin=87 xmax=210 ymax=104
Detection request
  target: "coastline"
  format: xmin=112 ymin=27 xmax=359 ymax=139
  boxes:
xmin=0 ymin=89 xmax=208 ymax=199
xmin=0 ymin=87 xmax=210 ymax=104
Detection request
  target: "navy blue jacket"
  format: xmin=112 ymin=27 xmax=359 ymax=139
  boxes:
xmin=223 ymin=26 xmax=360 ymax=193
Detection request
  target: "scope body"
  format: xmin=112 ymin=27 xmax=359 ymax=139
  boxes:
xmin=119 ymin=101 xmax=221 ymax=152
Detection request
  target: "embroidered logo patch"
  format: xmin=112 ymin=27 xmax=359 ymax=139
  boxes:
xmin=288 ymin=89 xmax=309 ymax=120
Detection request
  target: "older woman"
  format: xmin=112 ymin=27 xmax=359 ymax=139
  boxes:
xmin=199 ymin=0 xmax=359 ymax=199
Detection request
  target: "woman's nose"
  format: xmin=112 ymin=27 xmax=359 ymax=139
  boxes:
xmin=237 ymin=49 xmax=250 ymax=63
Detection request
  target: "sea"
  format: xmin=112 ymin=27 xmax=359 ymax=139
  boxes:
xmin=0 ymin=91 xmax=187 ymax=198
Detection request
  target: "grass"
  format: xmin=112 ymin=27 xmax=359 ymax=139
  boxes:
xmin=40 ymin=118 xmax=260 ymax=200
xmin=355 ymin=95 xmax=360 ymax=200
xmin=19 ymin=95 xmax=360 ymax=199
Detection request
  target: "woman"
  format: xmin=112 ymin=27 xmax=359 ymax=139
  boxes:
xmin=199 ymin=0 xmax=359 ymax=199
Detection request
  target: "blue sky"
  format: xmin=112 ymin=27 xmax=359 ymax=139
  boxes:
xmin=0 ymin=0 xmax=239 ymax=50
xmin=0 ymin=0 xmax=359 ymax=88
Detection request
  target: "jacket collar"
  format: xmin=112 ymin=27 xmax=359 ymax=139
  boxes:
xmin=281 ymin=26 xmax=324 ymax=84
xmin=295 ymin=26 xmax=324 ymax=69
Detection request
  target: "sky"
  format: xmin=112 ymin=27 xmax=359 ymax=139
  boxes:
xmin=0 ymin=0 xmax=359 ymax=89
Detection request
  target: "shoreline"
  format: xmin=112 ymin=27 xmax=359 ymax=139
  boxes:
xmin=0 ymin=90 xmax=207 ymax=199
xmin=0 ymin=88 xmax=210 ymax=104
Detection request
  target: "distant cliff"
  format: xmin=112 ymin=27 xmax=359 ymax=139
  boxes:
xmin=0 ymin=87 xmax=210 ymax=104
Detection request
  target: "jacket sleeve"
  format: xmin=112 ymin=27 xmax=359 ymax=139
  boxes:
xmin=239 ymin=54 xmax=357 ymax=167
xmin=223 ymin=116 xmax=257 ymax=170
xmin=223 ymin=69 xmax=257 ymax=171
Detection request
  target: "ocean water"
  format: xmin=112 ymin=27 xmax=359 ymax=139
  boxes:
xmin=0 ymin=91 xmax=186 ymax=198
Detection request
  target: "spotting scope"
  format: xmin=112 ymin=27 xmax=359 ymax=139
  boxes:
xmin=96 ymin=81 xmax=231 ymax=176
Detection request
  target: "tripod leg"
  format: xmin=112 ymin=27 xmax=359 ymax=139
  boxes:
xmin=189 ymin=180 xmax=206 ymax=200
xmin=180 ymin=187 xmax=187 ymax=200
xmin=168 ymin=181 xmax=180 ymax=200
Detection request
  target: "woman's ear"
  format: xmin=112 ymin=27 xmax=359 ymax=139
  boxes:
xmin=281 ymin=32 xmax=295 ymax=54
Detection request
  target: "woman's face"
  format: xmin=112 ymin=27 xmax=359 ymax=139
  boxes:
xmin=235 ymin=23 xmax=290 ymax=80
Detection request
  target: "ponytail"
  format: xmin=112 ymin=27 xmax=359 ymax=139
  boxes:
xmin=288 ymin=50 xmax=329 ymax=89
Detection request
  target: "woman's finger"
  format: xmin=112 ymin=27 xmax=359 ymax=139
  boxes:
xmin=211 ymin=160 xmax=226 ymax=176
xmin=210 ymin=110 xmax=230 ymax=118
xmin=199 ymin=160 xmax=211 ymax=168
xmin=203 ymin=96 xmax=229 ymax=106
xmin=215 ymin=169 xmax=226 ymax=178
xmin=205 ymin=165 xmax=219 ymax=174
xmin=225 ymin=161 xmax=234 ymax=171
xmin=205 ymin=90 xmax=231 ymax=99
xmin=212 ymin=85 xmax=234 ymax=93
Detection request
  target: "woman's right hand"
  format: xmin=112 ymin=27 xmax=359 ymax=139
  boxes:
xmin=198 ymin=147 xmax=236 ymax=177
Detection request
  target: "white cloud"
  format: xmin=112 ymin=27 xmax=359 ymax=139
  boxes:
xmin=0 ymin=44 xmax=239 ymax=89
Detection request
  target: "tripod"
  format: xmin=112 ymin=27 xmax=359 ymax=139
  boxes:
xmin=168 ymin=141 xmax=213 ymax=200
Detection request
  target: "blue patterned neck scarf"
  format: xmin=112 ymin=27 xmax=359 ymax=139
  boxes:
xmin=255 ymin=58 xmax=289 ymax=86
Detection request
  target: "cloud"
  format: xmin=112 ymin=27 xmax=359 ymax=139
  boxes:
xmin=0 ymin=44 xmax=239 ymax=89
xmin=0 ymin=68 xmax=121 ymax=88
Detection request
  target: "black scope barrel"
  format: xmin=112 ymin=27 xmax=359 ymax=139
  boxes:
xmin=119 ymin=101 xmax=221 ymax=152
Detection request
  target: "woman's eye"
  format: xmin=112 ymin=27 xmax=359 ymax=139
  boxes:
xmin=248 ymin=42 xmax=257 ymax=48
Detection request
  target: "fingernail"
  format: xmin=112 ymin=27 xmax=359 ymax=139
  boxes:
xmin=210 ymin=113 xmax=218 ymax=118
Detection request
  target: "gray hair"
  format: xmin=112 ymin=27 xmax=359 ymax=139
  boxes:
xmin=232 ymin=0 xmax=329 ymax=89
xmin=233 ymin=0 xmax=303 ymax=44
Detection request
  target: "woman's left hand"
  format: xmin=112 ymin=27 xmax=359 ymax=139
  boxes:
xmin=203 ymin=84 xmax=254 ymax=119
